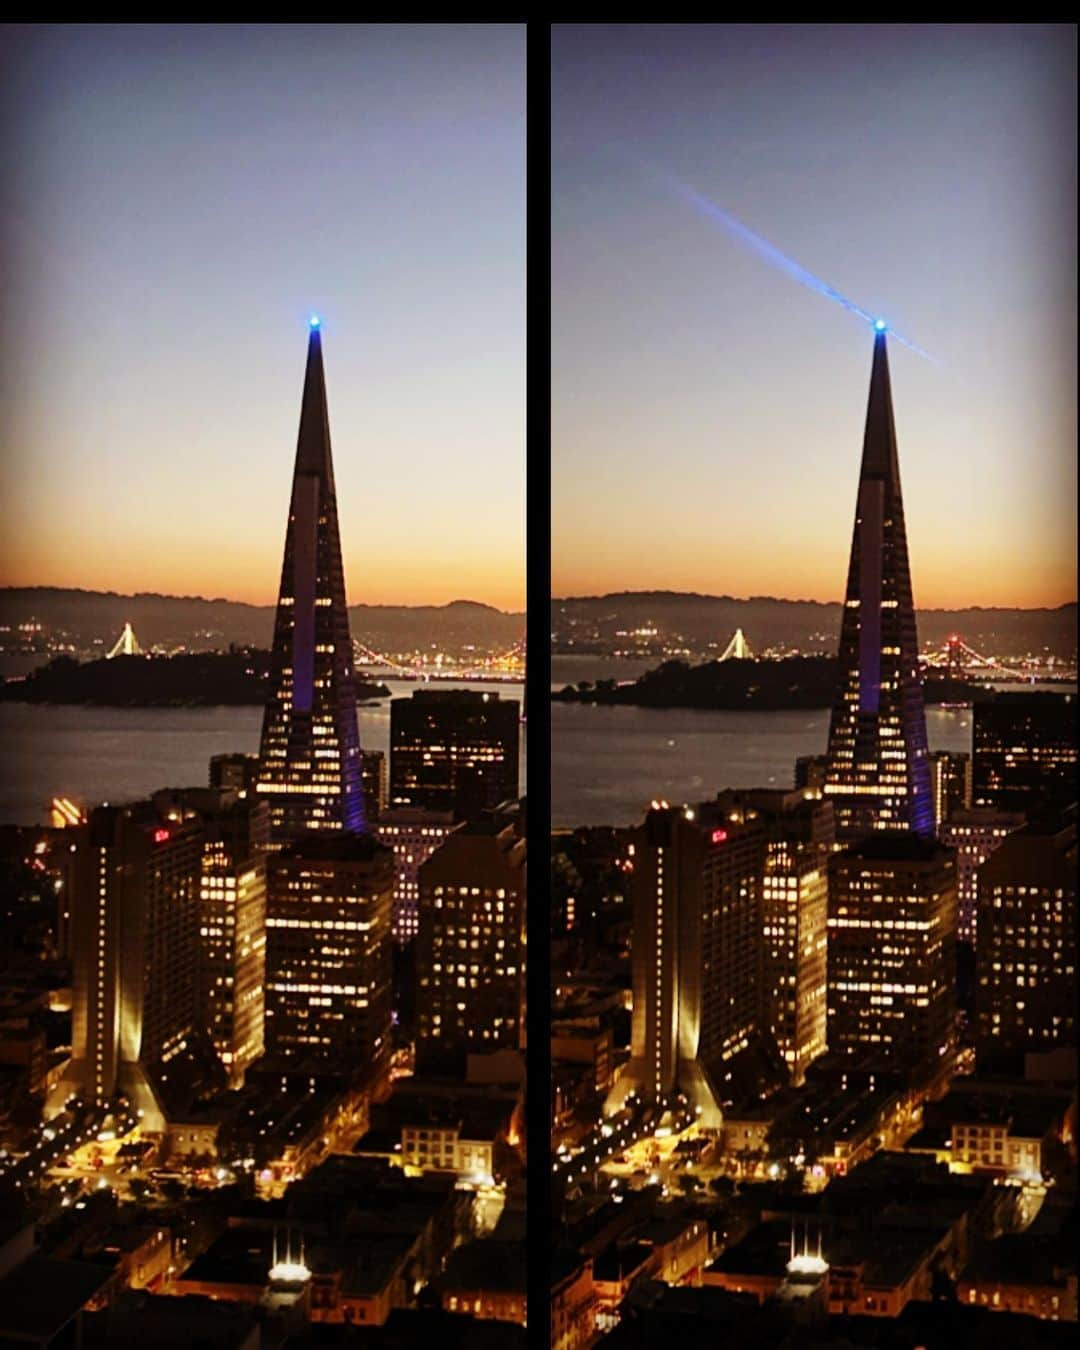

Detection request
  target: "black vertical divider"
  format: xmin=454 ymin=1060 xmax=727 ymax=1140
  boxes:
xmin=524 ymin=19 xmax=552 ymax=1349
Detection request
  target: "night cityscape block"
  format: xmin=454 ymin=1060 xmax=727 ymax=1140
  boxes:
xmin=827 ymin=834 xmax=957 ymax=1076
xmin=389 ymin=687 xmax=520 ymax=818
xmin=824 ymin=330 xmax=933 ymax=840
xmin=972 ymin=691 xmax=1078 ymax=812
xmin=939 ymin=805 xmax=1026 ymax=946
xmin=928 ymin=749 xmax=973 ymax=832
xmin=256 ymin=322 xmax=365 ymax=841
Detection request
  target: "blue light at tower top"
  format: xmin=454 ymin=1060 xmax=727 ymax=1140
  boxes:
xmin=309 ymin=314 xmax=320 ymax=329
xmin=874 ymin=318 xmax=888 ymax=332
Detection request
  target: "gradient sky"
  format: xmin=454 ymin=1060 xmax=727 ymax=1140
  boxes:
xmin=552 ymin=24 xmax=1077 ymax=609
xmin=1 ymin=24 xmax=524 ymax=610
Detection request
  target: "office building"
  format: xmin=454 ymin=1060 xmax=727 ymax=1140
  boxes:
xmin=256 ymin=321 xmax=365 ymax=841
xmin=972 ymin=692 xmax=1077 ymax=812
xmin=939 ymin=806 xmax=1026 ymax=946
xmin=389 ymin=689 xmax=519 ymax=818
xmin=415 ymin=822 xmax=525 ymax=1072
xmin=975 ymin=809 xmax=1077 ymax=1069
xmin=155 ymin=788 xmax=270 ymax=1089
xmin=375 ymin=806 xmax=461 ymax=944
xmin=928 ymin=749 xmax=972 ymax=832
xmin=794 ymin=754 xmax=828 ymax=794
xmin=361 ymin=749 xmax=387 ymax=823
xmin=209 ymin=752 xmax=260 ymax=796
xmin=717 ymin=789 xmax=833 ymax=1086
xmin=65 ymin=802 xmax=204 ymax=1126
xmin=265 ymin=833 xmax=394 ymax=1082
xmin=612 ymin=801 xmax=767 ymax=1124
xmin=824 ymin=330 xmax=933 ymax=839
xmin=827 ymin=834 xmax=957 ymax=1073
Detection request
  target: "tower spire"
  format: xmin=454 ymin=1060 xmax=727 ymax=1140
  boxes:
xmin=256 ymin=320 xmax=366 ymax=839
xmin=824 ymin=329 xmax=932 ymax=839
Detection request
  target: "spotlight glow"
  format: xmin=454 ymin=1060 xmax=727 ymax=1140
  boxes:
xmin=309 ymin=314 xmax=320 ymax=329
xmin=623 ymin=152 xmax=934 ymax=361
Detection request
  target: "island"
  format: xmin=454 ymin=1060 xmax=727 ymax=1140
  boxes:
xmin=0 ymin=651 xmax=391 ymax=707
xmin=553 ymin=656 xmax=984 ymax=711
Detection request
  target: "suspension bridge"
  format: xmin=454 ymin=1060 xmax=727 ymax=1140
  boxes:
xmin=105 ymin=622 xmax=142 ymax=659
xmin=353 ymin=636 xmax=525 ymax=682
xmin=926 ymin=635 xmax=1072 ymax=685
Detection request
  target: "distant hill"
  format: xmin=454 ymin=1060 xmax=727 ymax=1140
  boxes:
xmin=552 ymin=591 xmax=1077 ymax=659
xmin=0 ymin=589 xmax=524 ymax=656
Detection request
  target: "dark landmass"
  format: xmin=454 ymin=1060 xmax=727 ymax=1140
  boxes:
xmin=0 ymin=588 xmax=523 ymax=655
xmin=0 ymin=650 xmax=391 ymax=707
xmin=554 ymin=657 xmax=985 ymax=711
xmin=552 ymin=591 xmax=1077 ymax=659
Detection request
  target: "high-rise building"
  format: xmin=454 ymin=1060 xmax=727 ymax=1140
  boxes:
xmin=265 ymin=833 xmax=394 ymax=1081
xmin=827 ymin=835 xmax=957 ymax=1074
xmin=972 ymin=692 xmax=1077 ymax=813
xmin=389 ymin=689 xmax=519 ymax=819
xmin=209 ymin=753 xmax=260 ymax=796
xmin=415 ymin=821 xmax=525 ymax=1072
xmin=939 ymin=806 xmax=1026 ymax=946
xmin=717 ymin=789 xmax=833 ymax=1086
xmin=794 ymin=754 xmax=829 ymax=793
xmin=928 ymin=750 xmax=972 ymax=833
xmin=257 ymin=321 xmax=365 ymax=841
xmin=375 ymin=806 xmax=461 ymax=944
xmin=155 ymin=788 xmax=269 ymax=1089
xmin=975 ymin=809 xmax=1077 ymax=1070
xmin=612 ymin=802 xmax=767 ymax=1124
xmin=65 ymin=802 xmax=204 ymax=1126
xmin=824 ymin=330 xmax=932 ymax=840
xmin=361 ymin=749 xmax=387 ymax=823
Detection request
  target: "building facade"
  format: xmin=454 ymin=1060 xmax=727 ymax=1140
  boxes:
xmin=613 ymin=801 xmax=767 ymax=1124
xmin=66 ymin=802 xmax=204 ymax=1126
xmin=389 ymin=689 xmax=519 ymax=819
xmin=375 ymin=806 xmax=461 ymax=945
xmin=928 ymin=750 xmax=972 ymax=833
xmin=972 ymin=693 xmax=1077 ymax=813
xmin=974 ymin=811 xmax=1077 ymax=1069
xmin=415 ymin=822 xmax=525 ymax=1071
xmin=827 ymin=834 xmax=957 ymax=1072
xmin=939 ymin=806 xmax=1026 ymax=946
xmin=824 ymin=330 xmax=932 ymax=840
xmin=257 ymin=321 xmax=365 ymax=841
xmin=265 ymin=833 xmax=394 ymax=1082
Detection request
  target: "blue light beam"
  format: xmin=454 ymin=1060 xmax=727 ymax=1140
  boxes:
xmin=627 ymin=156 xmax=935 ymax=363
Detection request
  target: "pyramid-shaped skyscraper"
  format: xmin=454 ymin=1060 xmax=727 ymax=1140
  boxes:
xmin=257 ymin=320 xmax=365 ymax=839
xmin=824 ymin=329 xmax=933 ymax=839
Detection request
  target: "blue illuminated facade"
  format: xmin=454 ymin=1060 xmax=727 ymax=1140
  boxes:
xmin=257 ymin=323 xmax=366 ymax=840
xmin=825 ymin=330 xmax=933 ymax=840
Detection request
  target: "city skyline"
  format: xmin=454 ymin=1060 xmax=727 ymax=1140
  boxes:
xmin=552 ymin=24 xmax=1077 ymax=609
xmin=0 ymin=24 xmax=526 ymax=610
